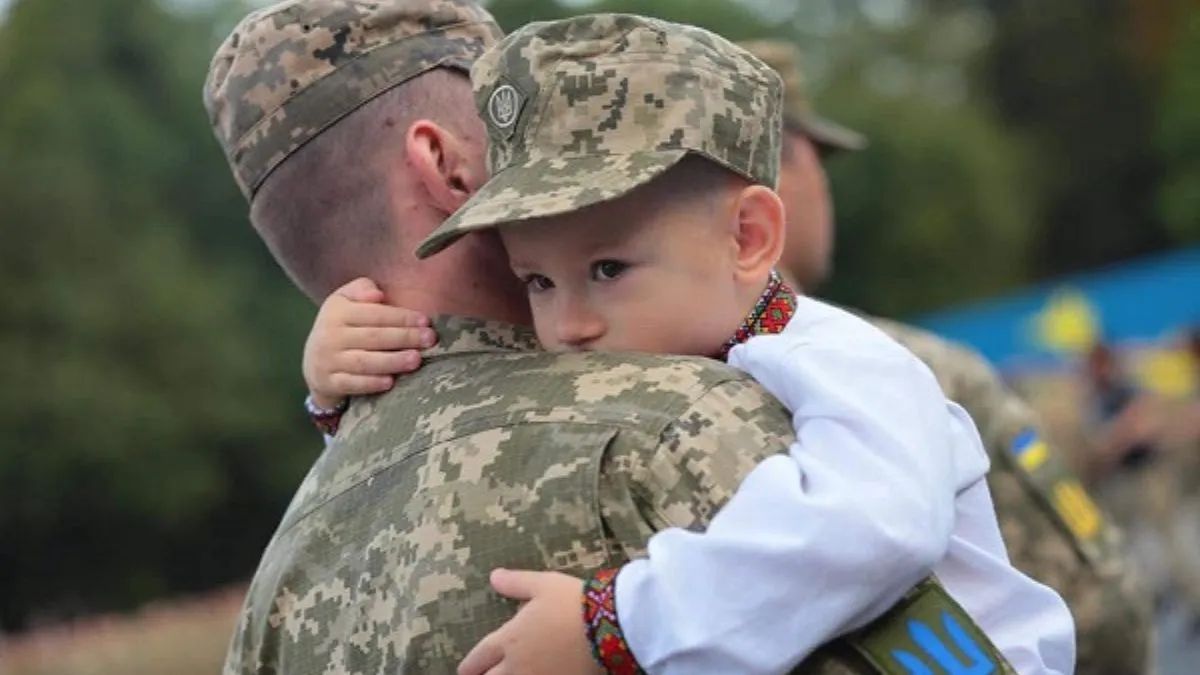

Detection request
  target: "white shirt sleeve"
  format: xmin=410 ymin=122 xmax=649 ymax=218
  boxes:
xmin=615 ymin=297 xmax=991 ymax=675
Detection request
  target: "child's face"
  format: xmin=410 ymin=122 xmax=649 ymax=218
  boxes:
xmin=500 ymin=192 xmax=750 ymax=356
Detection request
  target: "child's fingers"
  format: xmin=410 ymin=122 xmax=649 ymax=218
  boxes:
xmin=338 ymin=350 xmax=421 ymax=376
xmin=327 ymin=373 xmax=394 ymax=396
xmin=342 ymin=302 xmax=431 ymax=329
xmin=488 ymin=568 xmax=546 ymax=602
xmin=344 ymin=326 xmax=437 ymax=352
xmin=457 ymin=631 xmax=504 ymax=675
xmin=334 ymin=277 xmax=386 ymax=303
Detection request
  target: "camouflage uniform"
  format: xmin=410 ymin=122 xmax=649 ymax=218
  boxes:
xmin=871 ymin=318 xmax=1154 ymax=674
xmin=740 ymin=38 xmax=1154 ymax=674
xmin=210 ymin=7 xmax=1013 ymax=674
xmin=223 ymin=317 xmax=1008 ymax=674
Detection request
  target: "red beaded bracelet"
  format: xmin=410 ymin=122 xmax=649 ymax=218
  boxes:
xmin=582 ymin=568 xmax=646 ymax=675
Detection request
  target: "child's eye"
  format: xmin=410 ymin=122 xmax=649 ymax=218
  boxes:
xmin=592 ymin=260 xmax=628 ymax=281
xmin=522 ymin=274 xmax=554 ymax=293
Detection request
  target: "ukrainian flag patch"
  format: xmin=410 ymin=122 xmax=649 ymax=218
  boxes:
xmin=1010 ymin=428 xmax=1049 ymax=472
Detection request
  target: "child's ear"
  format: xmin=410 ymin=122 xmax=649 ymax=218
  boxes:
xmin=405 ymin=120 xmax=483 ymax=214
xmin=731 ymin=185 xmax=786 ymax=284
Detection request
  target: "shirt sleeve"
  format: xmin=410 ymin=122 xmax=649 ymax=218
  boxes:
xmin=615 ymin=298 xmax=991 ymax=675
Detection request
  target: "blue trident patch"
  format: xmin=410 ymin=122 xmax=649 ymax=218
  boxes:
xmin=890 ymin=611 xmax=996 ymax=675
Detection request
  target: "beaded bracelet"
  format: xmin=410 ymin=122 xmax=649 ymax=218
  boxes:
xmin=304 ymin=394 xmax=349 ymax=437
xmin=582 ymin=568 xmax=645 ymax=675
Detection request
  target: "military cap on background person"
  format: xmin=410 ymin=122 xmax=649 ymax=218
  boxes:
xmin=415 ymin=13 xmax=783 ymax=258
xmin=203 ymin=0 xmax=501 ymax=201
xmin=739 ymin=39 xmax=866 ymax=154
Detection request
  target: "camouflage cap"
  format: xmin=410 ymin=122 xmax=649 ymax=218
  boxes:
xmin=739 ymin=39 xmax=866 ymax=153
xmin=415 ymin=13 xmax=783 ymax=259
xmin=203 ymin=0 xmax=502 ymax=201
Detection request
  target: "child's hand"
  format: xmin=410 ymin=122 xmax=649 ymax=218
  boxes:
xmin=302 ymin=277 xmax=437 ymax=409
xmin=458 ymin=569 xmax=603 ymax=675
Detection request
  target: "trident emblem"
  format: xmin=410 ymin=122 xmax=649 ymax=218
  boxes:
xmin=890 ymin=611 xmax=996 ymax=675
xmin=488 ymin=84 xmax=520 ymax=129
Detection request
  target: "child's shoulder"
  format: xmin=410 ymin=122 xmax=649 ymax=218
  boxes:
xmin=781 ymin=296 xmax=913 ymax=356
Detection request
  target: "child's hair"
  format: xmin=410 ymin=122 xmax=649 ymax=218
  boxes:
xmin=634 ymin=155 xmax=750 ymax=217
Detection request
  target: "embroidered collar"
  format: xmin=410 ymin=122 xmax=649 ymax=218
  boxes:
xmin=715 ymin=269 xmax=798 ymax=361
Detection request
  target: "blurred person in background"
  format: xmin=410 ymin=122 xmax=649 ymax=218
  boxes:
xmin=743 ymin=40 xmax=1154 ymax=675
xmin=1085 ymin=341 xmax=1162 ymax=475
xmin=1086 ymin=337 xmax=1200 ymax=636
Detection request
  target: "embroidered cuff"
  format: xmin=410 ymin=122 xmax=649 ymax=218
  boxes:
xmin=304 ymin=395 xmax=348 ymax=437
xmin=583 ymin=568 xmax=646 ymax=675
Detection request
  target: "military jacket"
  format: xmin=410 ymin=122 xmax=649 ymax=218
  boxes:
xmin=225 ymin=316 xmax=1011 ymax=675
xmin=870 ymin=317 xmax=1153 ymax=674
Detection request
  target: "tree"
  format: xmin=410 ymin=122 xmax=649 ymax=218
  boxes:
xmin=980 ymin=0 xmax=1175 ymax=276
xmin=0 ymin=0 xmax=314 ymax=629
xmin=1156 ymin=4 xmax=1200 ymax=242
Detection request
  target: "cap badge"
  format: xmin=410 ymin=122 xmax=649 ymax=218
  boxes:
xmin=488 ymin=84 xmax=522 ymax=133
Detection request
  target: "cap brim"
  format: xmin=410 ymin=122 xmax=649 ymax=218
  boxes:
xmin=792 ymin=113 xmax=867 ymax=153
xmin=416 ymin=150 xmax=688 ymax=259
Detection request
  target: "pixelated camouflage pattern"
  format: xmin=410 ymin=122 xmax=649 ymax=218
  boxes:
xmin=204 ymin=0 xmax=501 ymax=200
xmin=870 ymin=316 xmax=1154 ymax=675
xmin=739 ymin=39 xmax=866 ymax=152
xmin=224 ymin=315 xmax=1007 ymax=675
xmin=415 ymin=14 xmax=784 ymax=258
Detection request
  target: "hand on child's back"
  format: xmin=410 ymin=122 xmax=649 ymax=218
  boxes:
xmin=302 ymin=277 xmax=438 ymax=408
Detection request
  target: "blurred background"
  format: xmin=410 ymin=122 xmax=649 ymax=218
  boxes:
xmin=0 ymin=0 xmax=1197 ymax=672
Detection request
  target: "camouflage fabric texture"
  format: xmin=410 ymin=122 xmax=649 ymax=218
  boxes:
xmin=203 ymin=0 xmax=501 ymax=200
xmin=223 ymin=316 xmax=1009 ymax=675
xmin=870 ymin=317 xmax=1155 ymax=675
xmin=738 ymin=39 xmax=866 ymax=153
xmin=415 ymin=14 xmax=784 ymax=258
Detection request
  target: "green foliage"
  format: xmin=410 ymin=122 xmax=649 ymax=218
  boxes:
xmin=980 ymin=0 xmax=1176 ymax=276
xmin=1156 ymin=5 xmax=1200 ymax=242
xmin=0 ymin=0 xmax=315 ymax=629
xmin=821 ymin=94 xmax=1034 ymax=316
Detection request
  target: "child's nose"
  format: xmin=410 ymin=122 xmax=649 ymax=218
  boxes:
xmin=556 ymin=300 xmax=605 ymax=349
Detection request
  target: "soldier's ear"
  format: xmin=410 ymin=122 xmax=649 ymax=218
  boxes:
xmin=731 ymin=185 xmax=786 ymax=286
xmin=405 ymin=119 xmax=483 ymax=215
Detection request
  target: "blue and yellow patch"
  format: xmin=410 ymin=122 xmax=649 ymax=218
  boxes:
xmin=1010 ymin=428 xmax=1049 ymax=472
xmin=1011 ymin=427 xmax=1104 ymax=544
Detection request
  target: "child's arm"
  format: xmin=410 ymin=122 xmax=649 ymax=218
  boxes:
xmin=609 ymin=303 xmax=990 ymax=674
xmin=460 ymin=298 xmax=991 ymax=675
xmin=302 ymin=277 xmax=437 ymax=437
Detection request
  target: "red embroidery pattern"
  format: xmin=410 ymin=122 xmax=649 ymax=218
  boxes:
xmin=310 ymin=412 xmax=343 ymax=437
xmin=305 ymin=396 xmax=348 ymax=437
xmin=716 ymin=269 xmax=798 ymax=361
xmin=583 ymin=568 xmax=646 ymax=675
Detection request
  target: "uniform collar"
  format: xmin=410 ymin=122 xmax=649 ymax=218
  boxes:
xmin=421 ymin=315 xmax=541 ymax=360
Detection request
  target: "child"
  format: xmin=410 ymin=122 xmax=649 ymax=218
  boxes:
xmin=302 ymin=14 xmax=1074 ymax=675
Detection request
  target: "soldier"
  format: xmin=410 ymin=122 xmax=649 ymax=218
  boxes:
xmin=205 ymin=2 xmax=1014 ymax=674
xmin=742 ymin=40 xmax=1154 ymax=674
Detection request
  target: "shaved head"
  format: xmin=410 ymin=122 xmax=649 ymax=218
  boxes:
xmin=251 ymin=69 xmax=483 ymax=302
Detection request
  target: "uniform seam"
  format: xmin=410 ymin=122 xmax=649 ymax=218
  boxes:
xmin=629 ymin=377 xmax=758 ymax=529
